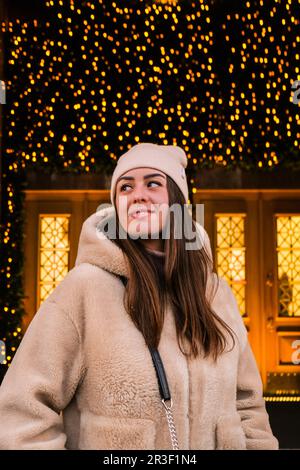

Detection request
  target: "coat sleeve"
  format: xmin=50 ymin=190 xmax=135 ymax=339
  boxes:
xmin=0 ymin=298 xmax=84 ymax=450
xmin=236 ymin=340 xmax=279 ymax=450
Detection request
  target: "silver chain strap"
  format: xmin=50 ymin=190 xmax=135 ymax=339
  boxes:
xmin=162 ymin=398 xmax=179 ymax=450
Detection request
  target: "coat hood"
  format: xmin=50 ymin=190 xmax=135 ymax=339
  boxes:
xmin=75 ymin=205 xmax=214 ymax=281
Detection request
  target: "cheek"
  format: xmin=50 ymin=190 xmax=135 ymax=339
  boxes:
xmin=150 ymin=189 xmax=169 ymax=209
xmin=158 ymin=187 xmax=169 ymax=205
xmin=151 ymin=190 xmax=169 ymax=226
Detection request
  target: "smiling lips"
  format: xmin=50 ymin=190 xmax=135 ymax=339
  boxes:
xmin=129 ymin=209 xmax=154 ymax=220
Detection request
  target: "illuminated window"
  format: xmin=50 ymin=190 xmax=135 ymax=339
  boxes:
xmin=215 ymin=214 xmax=246 ymax=317
xmin=276 ymin=215 xmax=300 ymax=317
xmin=38 ymin=215 xmax=70 ymax=306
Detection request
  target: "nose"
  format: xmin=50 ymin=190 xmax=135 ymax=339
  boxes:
xmin=132 ymin=184 xmax=149 ymax=204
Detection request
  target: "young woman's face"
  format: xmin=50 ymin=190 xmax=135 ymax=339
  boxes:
xmin=115 ymin=167 xmax=169 ymax=242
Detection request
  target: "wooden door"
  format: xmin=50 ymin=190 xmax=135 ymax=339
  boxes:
xmin=261 ymin=194 xmax=300 ymax=396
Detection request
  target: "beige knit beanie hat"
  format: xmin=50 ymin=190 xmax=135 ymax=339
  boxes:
xmin=110 ymin=142 xmax=189 ymax=205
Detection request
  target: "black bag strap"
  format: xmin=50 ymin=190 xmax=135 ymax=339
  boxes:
xmin=148 ymin=347 xmax=171 ymax=401
xmin=149 ymin=346 xmax=179 ymax=450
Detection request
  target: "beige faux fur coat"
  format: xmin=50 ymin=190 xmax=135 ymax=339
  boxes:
xmin=0 ymin=206 xmax=279 ymax=450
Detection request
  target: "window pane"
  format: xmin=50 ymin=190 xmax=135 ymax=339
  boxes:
xmin=38 ymin=215 xmax=70 ymax=306
xmin=215 ymin=214 xmax=246 ymax=317
xmin=276 ymin=215 xmax=300 ymax=317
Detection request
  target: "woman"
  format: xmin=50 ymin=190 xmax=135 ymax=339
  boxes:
xmin=0 ymin=143 xmax=278 ymax=450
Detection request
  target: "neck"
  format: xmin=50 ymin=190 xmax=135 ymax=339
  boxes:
xmin=145 ymin=247 xmax=165 ymax=256
xmin=140 ymin=238 xmax=164 ymax=252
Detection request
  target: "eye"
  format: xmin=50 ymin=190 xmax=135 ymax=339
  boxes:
xmin=120 ymin=181 xmax=162 ymax=192
xmin=148 ymin=181 xmax=162 ymax=187
xmin=120 ymin=183 xmax=132 ymax=192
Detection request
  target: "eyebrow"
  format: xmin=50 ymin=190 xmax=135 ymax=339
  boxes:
xmin=116 ymin=173 xmax=166 ymax=185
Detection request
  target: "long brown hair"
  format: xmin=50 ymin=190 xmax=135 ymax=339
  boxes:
xmin=112 ymin=176 xmax=236 ymax=361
